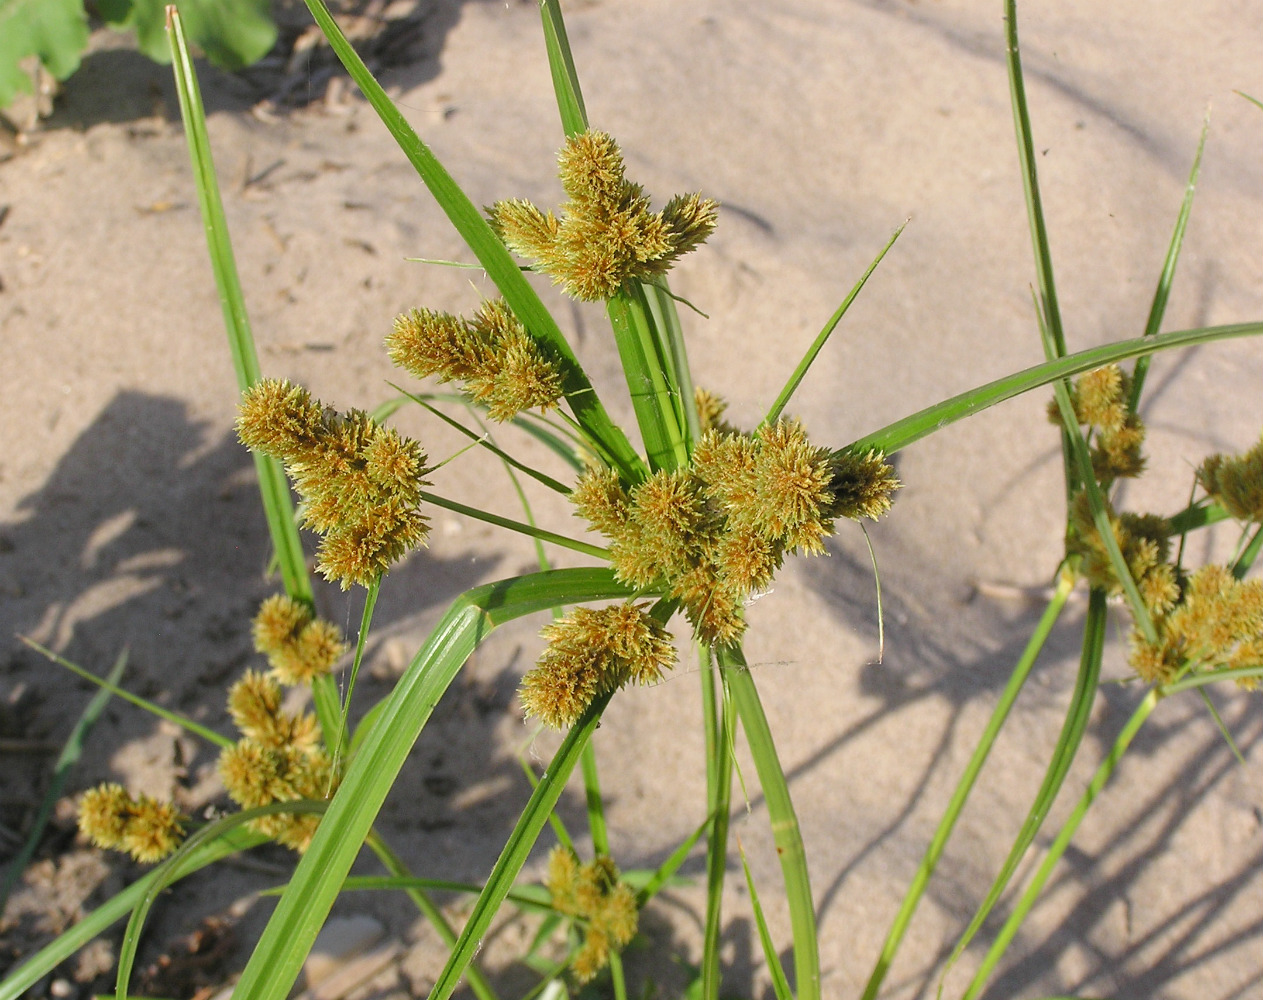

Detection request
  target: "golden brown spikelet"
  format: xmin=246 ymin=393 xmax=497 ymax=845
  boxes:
xmin=1199 ymin=435 xmax=1263 ymax=522
xmin=252 ymin=595 xmax=345 ymax=685
xmin=78 ymin=783 xmax=185 ymax=863
xmin=238 ymin=380 xmax=430 ymax=589
xmin=545 ymin=847 xmax=640 ymax=984
xmin=571 ymin=467 xmax=632 ymax=538
xmin=519 ymin=604 xmax=676 ymax=728
xmin=491 ymin=130 xmax=717 ymax=301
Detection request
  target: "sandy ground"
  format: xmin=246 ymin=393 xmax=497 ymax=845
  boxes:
xmin=2 ymin=1 xmax=1263 ymax=998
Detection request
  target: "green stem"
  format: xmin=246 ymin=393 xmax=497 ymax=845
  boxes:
xmin=860 ymin=564 xmax=1075 ymax=1000
xmin=332 ymin=576 xmax=380 ymax=768
xmin=580 ymin=743 xmax=610 ymax=855
xmin=959 ymin=687 xmax=1160 ymax=1000
xmin=701 ymin=646 xmax=735 ymax=1000
xmin=723 ymin=645 xmax=820 ymax=1000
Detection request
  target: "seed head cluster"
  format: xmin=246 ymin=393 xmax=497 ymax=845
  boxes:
xmin=1129 ymin=565 xmax=1263 ymax=688
xmin=546 ymin=847 xmax=639 ymax=984
xmin=387 ymin=298 xmax=565 ymax=421
xmin=253 ymin=594 xmax=345 ymax=685
xmin=1069 ymin=493 xmax=1180 ymax=617
xmin=78 ymin=784 xmax=185 ymax=863
xmin=218 ymin=667 xmax=337 ymax=853
xmin=1051 ymin=364 xmax=1146 ymax=481
xmin=1198 ymin=434 xmax=1263 ymax=523
xmin=519 ymin=603 xmax=676 ymax=729
xmin=237 ymin=378 xmax=430 ymax=589
xmin=572 ymin=413 xmax=898 ymax=645
xmin=492 ymin=130 xmax=718 ymax=301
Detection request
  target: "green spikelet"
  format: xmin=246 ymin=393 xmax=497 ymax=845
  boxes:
xmin=1199 ymin=434 xmax=1263 ymax=522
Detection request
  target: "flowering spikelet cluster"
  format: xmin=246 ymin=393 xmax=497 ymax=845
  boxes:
xmin=545 ymin=847 xmax=639 ymax=984
xmin=387 ymin=298 xmax=565 ymax=421
xmin=252 ymin=594 xmax=345 ymax=685
xmin=519 ymin=603 xmax=676 ymax=729
xmin=572 ymin=417 xmax=898 ymax=644
xmin=1068 ymin=493 xmax=1180 ymax=616
xmin=237 ymin=378 xmax=430 ymax=589
xmin=1198 ymin=434 xmax=1263 ymax=523
xmin=491 ymin=130 xmax=718 ymax=301
xmin=1050 ymin=364 xmax=1146 ymax=480
xmin=218 ymin=669 xmax=336 ymax=852
xmin=1129 ymin=565 xmax=1263 ymax=689
xmin=78 ymin=783 xmax=185 ymax=863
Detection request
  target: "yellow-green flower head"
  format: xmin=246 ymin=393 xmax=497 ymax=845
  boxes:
xmin=217 ymin=738 xmax=337 ymax=853
xmin=491 ymin=130 xmax=718 ymax=301
xmin=227 ymin=670 xmax=321 ymax=752
xmin=1051 ymin=364 xmax=1147 ymax=481
xmin=1129 ymin=564 xmax=1263 ymax=688
xmin=1199 ymin=433 xmax=1263 ymax=523
xmin=78 ymin=783 xmax=185 ymax=864
xmin=519 ymin=603 xmax=676 ymax=729
xmin=252 ymin=594 xmax=345 ymax=686
xmin=237 ymin=379 xmax=430 ymax=589
xmin=388 ymin=299 xmax=564 ymax=421
xmin=545 ymin=847 xmax=639 ymax=985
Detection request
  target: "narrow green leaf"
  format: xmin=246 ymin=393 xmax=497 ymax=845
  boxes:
xmin=20 ymin=638 xmax=231 ymax=749
xmin=763 ymin=221 xmax=906 ymax=428
xmin=299 ymin=0 xmax=645 ymax=485
xmin=700 ymin=646 xmax=734 ymax=1000
xmin=0 ymin=650 xmax=127 ymax=910
xmin=0 ymin=827 xmax=265 ymax=1000
xmin=847 ymin=321 xmax=1263 ymax=457
xmin=1235 ymin=90 xmax=1263 ymax=113
xmin=738 ymin=842 xmax=794 ymax=1000
xmin=519 ymin=755 xmax=575 ymax=852
xmin=331 ymin=575 xmax=381 ymax=770
xmin=959 ymin=687 xmax=1160 ymax=1000
xmin=1231 ymin=524 xmax=1263 ymax=580
xmin=634 ymin=813 xmax=710 ymax=907
xmin=1168 ymin=499 xmax=1229 ymax=535
xmin=420 ymin=490 xmax=609 ymax=560
xmin=306 ymin=875 xmax=556 ymax=914
xmin=580 ymin=743 xmax=609 ymax=855
xmin=723 ymin=645 xmax=820 ymax=1000
xmin=228 ymin=568 xmax=633 ymax=1000
xmin=943 ymin=587 xmax=1106 ymax=995
xmin=860 ymin=564 xmax=1076 ymax=1000
xmin=1128 ymin=115 xmax=1209 ymax=410
xmin=539 ymin=0 xmax=588 ymax=137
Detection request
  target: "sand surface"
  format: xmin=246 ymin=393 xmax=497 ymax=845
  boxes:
xmin=2 ymin=1 xmax=1263 ymax=998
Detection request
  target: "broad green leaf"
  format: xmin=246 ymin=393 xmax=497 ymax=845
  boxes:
xmin=0 ymin=0 xmax=87 ymax=106
xmin=128 ymin=0 xmax=276 ymax=69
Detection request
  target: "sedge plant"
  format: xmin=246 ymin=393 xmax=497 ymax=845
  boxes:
xmin=6 ymin=3 xmax=1263 ymax=1000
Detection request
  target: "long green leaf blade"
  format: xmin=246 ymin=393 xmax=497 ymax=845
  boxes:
xmin=723 ymin=645 xmax=820 ymax=1000
xmin=847 ymin=321 xmax=1263 ymax=457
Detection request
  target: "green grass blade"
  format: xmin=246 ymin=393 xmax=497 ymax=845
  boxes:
xmin=738 ymin=841 xmax=795 ymax=1000
xmin=1163 ymin=664 xmax=1263 ymax=694
xmin=166 ymin=8 xmax=312 ymax=606
xmin=539 ymin=0 xmax=588 ymax=137
xmin=427 ymin=691 xmax=615 ymax=1000
xmin=1005 ymin=0 xmax=1066 ymax=360
xmin=511 ymin=411 xmax=588 ymax=475
xmin=860 ymin=563 xmax=1076 ymax=1000
xmin=20 ymin=638 xmax=231 ymax=749
xmin=646 ymin=280 xmax=702 ymax=451
xmin=1196 ymin=687 xmax=1245 ymax=766
xmin=723 ymin=645 xmax=820 ymax=1000
xmin=299 ymin=0 xmax=644 ymax=485
xmin=519 ymin=754 xmax=575 ymax=852
xmin=228 ymin=568 xmax=633 ymax=1000
xmin=304 ymin=875 xmax=555 ymax=913
xmin=1128 ymin=116 xmax=1209 ymax=410
xmin=580 ymin=743 xmax=610 ymax=855
xmin=0 ymin=826 xmax=266 ymax=1000
xmin=1231 ymin=524 xmax=1263 ymax=579
xmin=1237 ymin=90 xmax=1263 ymax=113
xmin=701 ymin=647 xmax=735 ymax=1000
xmin=959 ymin=687 xmax=1160 ymax=1000
xmin=420 ymin=490 xmax=608 ymax=560
xmin=763 ymin=222 xmax=906 ymax=428
xmin=330 ymin=575 xmax=380 ymax=770
xmin=1168 ymin=499 xmax=1228 ymax=535
xmin=942 ymin=587 xmax=1106 ymax=994
xmin=846 ymin=321 xmax=1263 ymax=457
xmin=0 ymin=650 xmax=127 ymax=910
